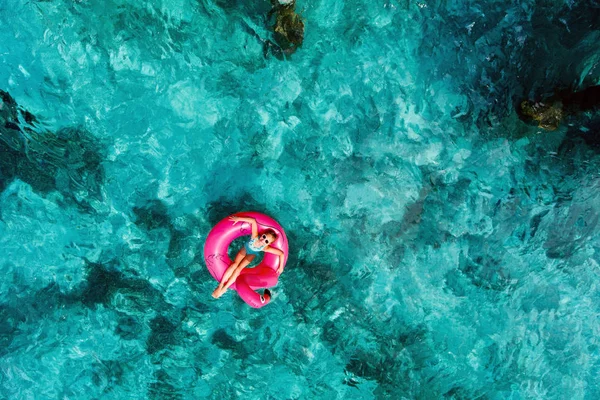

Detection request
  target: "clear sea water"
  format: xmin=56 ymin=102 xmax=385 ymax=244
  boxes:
xmin=1 ymin=0 xmax=600 ymax=398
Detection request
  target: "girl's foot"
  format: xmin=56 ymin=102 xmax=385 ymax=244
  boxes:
xmin=211 ymin=287 xmax=222 ymax=298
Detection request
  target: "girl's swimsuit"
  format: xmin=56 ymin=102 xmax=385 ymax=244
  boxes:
xmin=245 ymin=237 xmax=266 ymax=256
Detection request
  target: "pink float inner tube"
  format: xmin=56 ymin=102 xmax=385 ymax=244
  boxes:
xmin=204 ymin=212 xmax=289 ymax=308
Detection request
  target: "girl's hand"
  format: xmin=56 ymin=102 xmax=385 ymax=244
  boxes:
xmin=277 ymin=266 xmax=284 ymax=274
xmin=229 ymin=216 xmax=240 ymax=225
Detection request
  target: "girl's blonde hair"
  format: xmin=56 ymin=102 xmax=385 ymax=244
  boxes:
xmin=263 ymin=229 xmax=278 ymax=240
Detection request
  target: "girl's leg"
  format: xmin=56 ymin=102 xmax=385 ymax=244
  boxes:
xmin=212 ymin=249 xmax=247 ymax=297
xmin=214 ymin=255 xmax=254 ymax=298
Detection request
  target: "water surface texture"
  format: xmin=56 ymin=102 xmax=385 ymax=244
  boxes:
xmin=1 ymin=0 xmax=600 ymax=398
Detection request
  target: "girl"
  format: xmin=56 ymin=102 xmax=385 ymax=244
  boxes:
xmin=211 ymin=215 xmax=285 ymax=299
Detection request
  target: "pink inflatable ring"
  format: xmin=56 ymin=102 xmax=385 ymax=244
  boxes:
xmin=204 ymin=212 xmax=289 ymax=308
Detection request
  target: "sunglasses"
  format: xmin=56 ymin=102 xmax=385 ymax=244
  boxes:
xmin=261 ymin=234 xmax=270 ymax=244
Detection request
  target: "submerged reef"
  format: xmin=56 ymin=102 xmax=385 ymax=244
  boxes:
xmin=0 ymin=90 xmax=106 ymax=211
xmin=518 ymin=85 xmax=600 ymax=130
xmin=519 ymin=100 xmax=564 ymax=131
xmin=266 ymin=0 xmax=305 ymax=58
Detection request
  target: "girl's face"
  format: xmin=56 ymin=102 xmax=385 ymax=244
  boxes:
xmin=258 ymin=233 xmax=276 ymax=245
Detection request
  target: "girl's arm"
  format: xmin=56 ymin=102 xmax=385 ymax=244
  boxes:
xmin=229 ymin=216 xmax=258 ymax=237
xmin=264 ymin=247 xmax=285 ymax=274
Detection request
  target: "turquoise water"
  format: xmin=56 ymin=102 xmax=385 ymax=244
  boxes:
xmin=1 ymin=0 xmax=600 ymax=398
